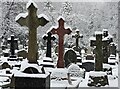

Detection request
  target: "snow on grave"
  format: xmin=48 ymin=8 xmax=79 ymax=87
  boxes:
xmin=50 ymin=68 xmax=82 ymax=88
xmin=68 ymin=63 xmax=85 ymax=78
xmin=0 ymin=76 xmax=11 ymax=87
xmin=14 ymin=61 xmax=50 ymax=89
xmin=38 ymin=57 xmax=55 ymax=68
xmin=103 ymin=64 xmax=112 ymax=75
xmin=2 ymin=49 xmax=10 ymax=57
xmin=108 ymin=54 xmax=118 ymax=65
xmin=88 ymin=71 xmax=109 ymax=87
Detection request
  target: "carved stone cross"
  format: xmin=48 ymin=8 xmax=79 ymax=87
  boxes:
xmin=8 ymin=35 xmax=18 ymax=57
xmin=43 ymin=32 xmax=56 ymax=58
xmin=72 ymin=29 xmax=83 ymax=51
xmin=16 ymin=1 xmax=49 ymax=63
xmin=90 ymin=32 xmax=103 ymax=71
xmin=51 ymin=17 xmax=72 ymax=68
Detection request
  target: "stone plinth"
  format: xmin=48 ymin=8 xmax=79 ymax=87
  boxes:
xmin=14 ymin=72 xmax=50 ymax=89
xmin=88 ymin=71 xmax=109 ymax=87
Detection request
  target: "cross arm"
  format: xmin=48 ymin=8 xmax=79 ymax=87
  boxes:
xmin=51 ymin=28 xmax=57 ymax=34
xmin=51 ymin=36 xmax=56 ymax=41
xmin=90 ymin=40 xmax=96 ymax=46
xmin=38 ymin=16 xmax=49 ymax=27
xmin=43 ymin=35 xmax=47 ymax=40
xmin=15 ymin=14 xmax=28 ymax=27
xmin=64 ymin=28 xmax=72 ymax=35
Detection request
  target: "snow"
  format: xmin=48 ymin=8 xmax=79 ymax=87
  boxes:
xmin=82 ymin=59 xmax=95 ymax=63
xmin=103 ymin=64 xmax=111 ymax=69
xmin=15 ymin=12 xmax=28 ymax=22
xmin=95 ymin=31 xmax=103 ymax=35
xmin=102 ymin=34 xmax=113 ymax=41
xmin=89 ymin=71 xmax=107 ymax=77
xmin=102 ymin=29 xmax=108 ymax=32
xmin=26 ymin=0 xmax=38 ymax=9
xmin=57 ymin=16 xmax=65 ymax=21
xmin=51 ymin=68 xmax=68 ymax=79
xmin=38 ymin=14 xmax=49 ymax=21
xmin=75 ymin=29 xmax=79 ymax=32
xmin=20 ymin=61 xmax=42 ymax=73
xmin=89 ymin=36 xmax=96 ymax=40
xmin=42 ymin=57 xmax=53 ymax=61
xmin=14 ymin=71 xmax=50 ymax=78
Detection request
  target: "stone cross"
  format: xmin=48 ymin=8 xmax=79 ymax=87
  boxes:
xmin=51 ymin=17 xmax=72 ymax=68
xmin=43 ymin=32 xmax=56 ymax=58
xmin=72 ymin=29 xmax=83 ymax=51
xmin=8 ymin=35 xmax=18 ymax=57
xmin=90 ymin=32 xmax=103 ymax=71
xmin=16 ymin=1 xmax=49 ymax=63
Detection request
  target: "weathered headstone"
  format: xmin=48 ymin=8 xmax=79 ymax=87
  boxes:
xmin=72 ymin=29 xmax=83 ymax=52
xmin=109 ymin=42 xmax=117 ymax=56
xmin=51 ymin=17 xmax=72 ymax=68
xmin=64 ymin=49 xmax=77 ymax=67
xmin=16 ymin=0 xmax=49 ymax=63
xmin=82 ymin=61 xmax=94 ymax=72
xmin=17 ymin=49 xmax=28 ymax=59
xmin=90 ymin=31 xmax=103 ymax=71
xmin=7 ymin=35 xmax=18 ymax=58
xmin=43 ymin=32 xmax=56 ymax=58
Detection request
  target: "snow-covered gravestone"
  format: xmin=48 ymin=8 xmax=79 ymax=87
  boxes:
xmin=72 ymin=29 xmax=83 ymax=52
xmin=68 ymin=63 xmax=85 ymax=78
xmin=90 ymin=31 xmax=103 ymax=71
xmin=64 ymin=49 xmax=77 ymax=67
xmin=43 ymin=32 xmax=56 ymax=58
xmin=7 ymin=35 xmax=18 ymax=60
xmin=50 ymin=17 xmax=72 ymax=68
xmin=15 ymin=0 xmax=49 ymax=63
xmin=88 ymin=71 xmax=109 ymax=87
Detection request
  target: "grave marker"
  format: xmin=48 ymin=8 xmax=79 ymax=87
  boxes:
xmin=16 ymin=0 xmax=49 ymax=63
xmin=7 ymin=35 xmax=18 ymax=58
xmin=110 ymin=42 xmax=117 ymax=56
xmin=64 ymin=49 xmax=77 ymax=67
xmin=51 ymin=17 xmax=72 ymax=68
xmin=90 ymin=31 xmax=103 ymax=71
xmin=43 ymin=32 xmax=55 ymax=58
xmin=72 ymin=29 xmax=83 ymax=51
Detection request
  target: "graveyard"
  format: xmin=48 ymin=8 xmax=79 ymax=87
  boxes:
xmin=0 ymin=0 xmax=119 ymax=89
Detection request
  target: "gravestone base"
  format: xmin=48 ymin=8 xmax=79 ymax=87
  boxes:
xmin=14 ymin=73 xmax=50 ymax=89
xmin=88 ymin=71 xmax=109 ymax=87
